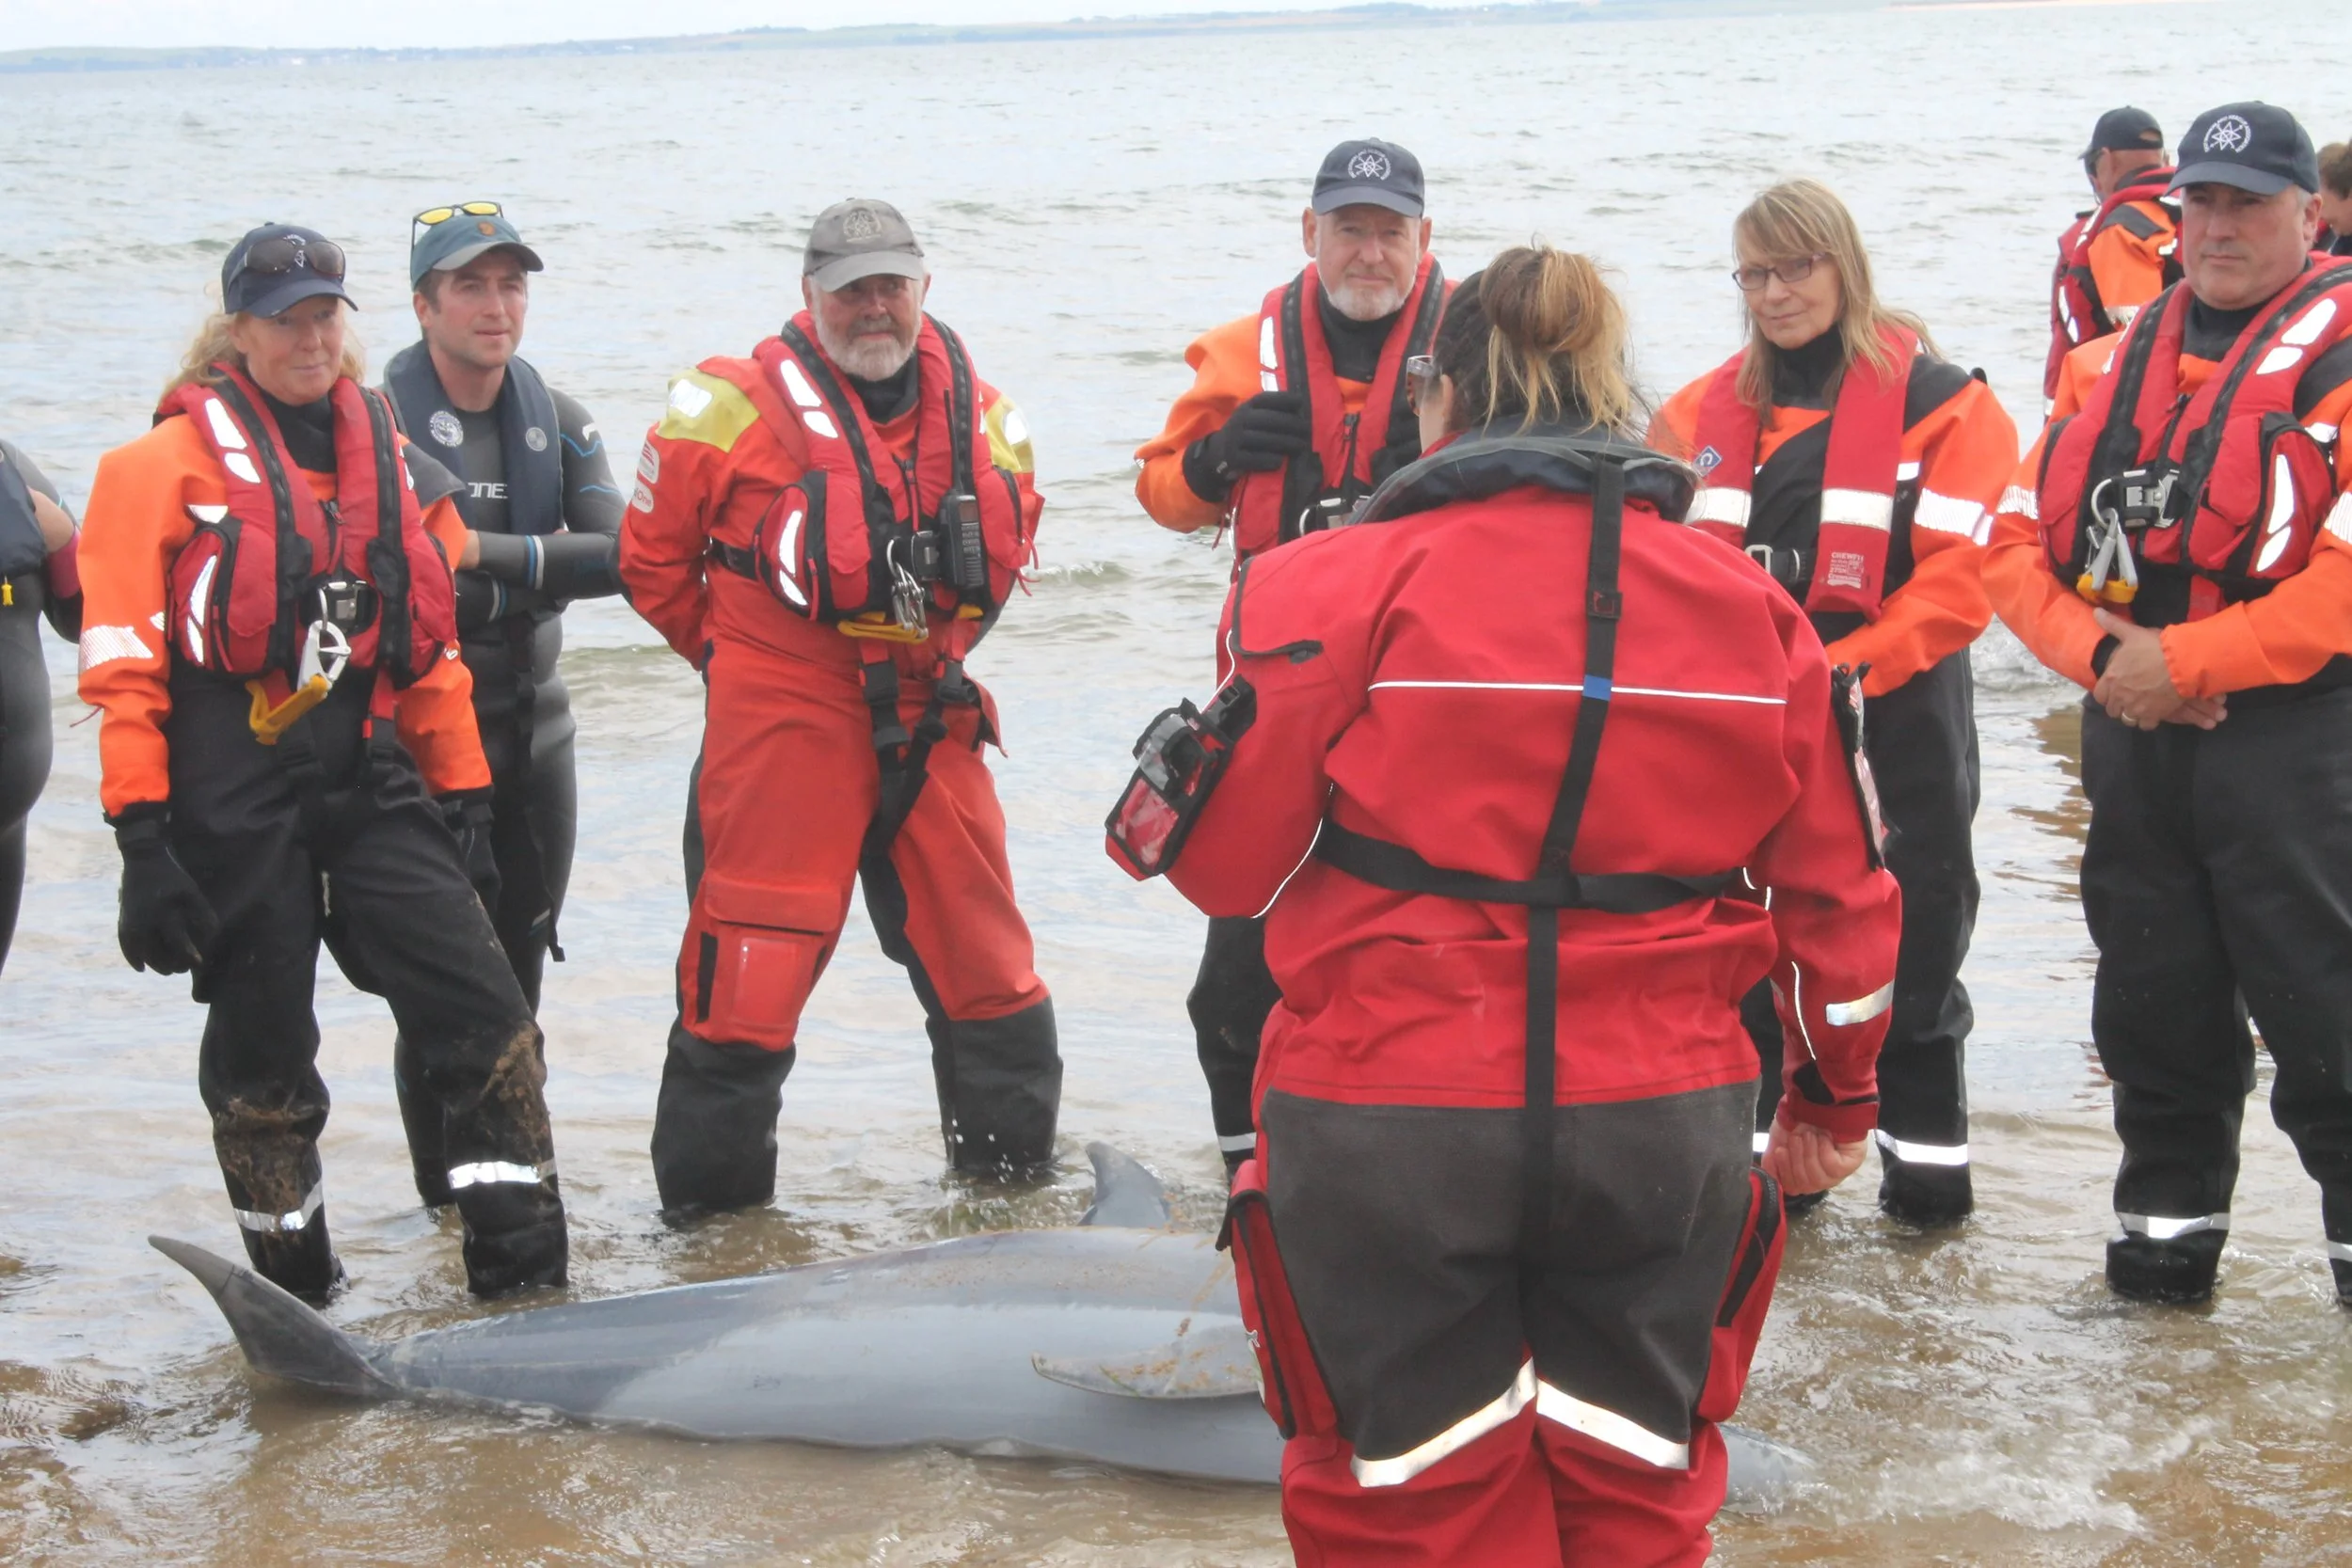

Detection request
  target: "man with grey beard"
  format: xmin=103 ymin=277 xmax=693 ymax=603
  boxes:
xmin=620 ymin=198 xmax=1059 ymax=1214
xmin=1134 ymin=139 xmax=1447 ymax=1175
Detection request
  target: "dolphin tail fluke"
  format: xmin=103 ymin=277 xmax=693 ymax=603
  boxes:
xmin=1721 ymin=1421 xmax=1817 ymax=1513
xmin=150 ymin=1236 xmax=396 ymax=1398
xmin=1078 ymin=1143 xmax=1173 ymax=1229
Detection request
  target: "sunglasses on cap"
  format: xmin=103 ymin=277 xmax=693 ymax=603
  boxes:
xmin=1405 ymin=354 xmax=1442 ymax=412
xmin=1732 ymin=252 xmax=1828 ymax=293
xmin=413 ymin=200 xmax=503 ymax=239
xmin=234 ymin=233 xmax=347 ymax=283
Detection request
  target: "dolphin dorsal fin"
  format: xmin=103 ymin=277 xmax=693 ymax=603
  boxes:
xmin=151 ymin=1236 xmax=396 ymax=1397
xmin=1079 ymin=1143 xmax=1172 ymax=1228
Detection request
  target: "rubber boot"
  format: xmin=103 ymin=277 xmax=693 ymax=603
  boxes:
xmin=1880 ymin=1154 xmax=1973 ymax=1227
xmin=651 ymin=1023 xmax=797 ymax=1218
xmin=456 ymin=1181 xmax=568 ymax=1297
xmin=2106 ymin=1227 xmax=2226 ymax=1304
xmin=236 ymin=1208 xmax=344 ymax=1306
xmin=933 ymin=996 xmax=1061 ymax=1179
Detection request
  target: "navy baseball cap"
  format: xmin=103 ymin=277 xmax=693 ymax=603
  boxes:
xmin=221 ymin=224 xmax=352 ymax=319
xmin=2171 ymin=103 xmax=2320 ymax=198
xmin=1311 ymin=139 xmax=1425 ymax=218
xmin=2083 ymin=106 xmax=2165 ymax=162
xmin=409 ymin=201 xmax=544 ymax=289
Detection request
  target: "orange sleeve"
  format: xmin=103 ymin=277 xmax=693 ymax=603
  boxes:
xmin=1133 ymin=314 xmax=1263 ymax=534
xmin=617 ymin=367 xmax=775 ymax=666
xmin=2086 ymin=211 xmax=2172 ymax=329
xmin=1982 ymin=435 xmax=2108 ymax=689
xmin=394 ymin=491 xmax=491 ymax=796
xmin=1645 ymin=372 xmax=1711 ymax=460
xmin=2158 ymin=380 xmax=2352 ymax=696
xmin=77 ymin=420 xmax=205 ymax=817
xmin=1824 ymin=377 xmax=2017 ymax=694
xmin=2050 ymin=334 xmax=2121 ymax=423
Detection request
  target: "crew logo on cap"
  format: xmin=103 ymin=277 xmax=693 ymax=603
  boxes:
xmin=2204 ymin=115 xmax=2253 ymax=155
xmin=1347 ymin=148 xmax=1393 ymax=182
xmin=841 ymin=206 xmax=884 ymax=242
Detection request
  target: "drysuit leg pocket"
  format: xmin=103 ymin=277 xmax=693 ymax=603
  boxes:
xmin=1698 ymin=1166 xmax=1786 ymax=1423
xmin=1220 ymin=1154 xmax=1339 ymax=1441
xmin=687 ymin=873 xmax=831 ymax=1053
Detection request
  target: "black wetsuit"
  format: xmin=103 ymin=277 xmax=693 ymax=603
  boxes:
xmin=0 ymin=439 xmax=79 ymax=975
xmin=383 ymin=344 xmax=622 ymax=1207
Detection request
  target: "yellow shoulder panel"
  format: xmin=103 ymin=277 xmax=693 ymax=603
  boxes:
xmin=657 ymin=370 xmax=761 ymax=451
xmin=985 ymin=395 xmax=1035 ymax=475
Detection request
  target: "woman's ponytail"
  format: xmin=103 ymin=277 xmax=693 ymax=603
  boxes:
xmin=1434 ymin=244 xmax=1639 ymax=436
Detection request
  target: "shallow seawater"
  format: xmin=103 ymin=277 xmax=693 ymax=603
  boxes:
xmin=6 ymin=2 xmax=2352 ymax=1560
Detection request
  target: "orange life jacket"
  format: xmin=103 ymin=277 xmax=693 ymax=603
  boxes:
xmin=2045 ymin=166 xmax=2181 ymax=398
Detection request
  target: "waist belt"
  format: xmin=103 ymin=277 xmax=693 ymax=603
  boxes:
xmin=1314 ymin=821 xmax=1733 ymax=913
xmin=1744 ymin=543 xmax=1812 ymax=590
xmin=708 ymin=539 xmax=759 ymax=580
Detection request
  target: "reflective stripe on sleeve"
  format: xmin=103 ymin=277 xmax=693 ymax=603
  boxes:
xmin=1752 ymin=1130 xmax=1772 ymax=1156
xmin=233 ymin=1181 xmax=324 ymax=1234
xmin=2115 ymin=1211 xmax=2229 ymax=1242
xmin=1823 ymin=981 xmax=1893 ymax=1026
xmin=1690 ymin=486 xmax=1751 ymax=531
xmin=1534 ymin=1379 xmax=1692 ymax=1470
xmin=1999 ymin=484 xmax=2040 ymax=522
xmin=2326 ymin=492 xmax=2352 ymax=546
xmin=1217 ymin=1132 xmax=1257 ymax=1154
xmin=446 ymin=1160 xmax=556 ymax=1191
xmin=1820 ymin=488 xmax=1894 ymax=531
xmin=1351 ymin=1361 xmax=1535 ymax=1488
xmin=1913 ymin=489 xmax=1986 ymax=538
xmin=2326 ymin=1240 xmax=2352 ymax=1263
xmin=1874 ymin=1130 xmax=1968 ymax=1167
xmin=79 ymin=624 xmax=154 ymax=673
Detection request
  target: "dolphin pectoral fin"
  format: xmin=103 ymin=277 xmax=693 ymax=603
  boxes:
xmin=1078 ymin=1142 xmax=1174 ymax=1229
xmin=150 ymin=1236 xmax=397 ymax=1399
xmin=1720 ymin=1422 xmax=1817 ymax=1513
xmin=1030 ymin=1317 xmax=1260 ymax=1400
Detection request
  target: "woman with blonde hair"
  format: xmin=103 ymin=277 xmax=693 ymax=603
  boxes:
xmin=75 ymin=224 xmax=566 ymax=1302
xmin=1108 ymin=244 xmax=1899 ymax=1562
xmin=1651 ymin=178 xmax=2018 ymax=1227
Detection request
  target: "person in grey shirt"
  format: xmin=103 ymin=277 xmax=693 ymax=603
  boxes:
xmin=382 ymin=202 xmax=623 ymax=1207
xmin=0 ymin=438 xmax=80 ymax=974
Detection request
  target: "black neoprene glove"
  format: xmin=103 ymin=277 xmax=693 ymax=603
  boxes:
xmin=440 ymin=789 xmax=501 ymax=912
xmin=1183 ymin=389 xmax=1311 ymax=502
xmin=112 ymin=805 xmax=220 ymax=976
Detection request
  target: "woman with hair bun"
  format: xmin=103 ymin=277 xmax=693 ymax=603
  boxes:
xmin=1652 ymin=178 xmax=2019 ymax=1228
xmin=1108 ymin=244 xmax=1899 ymax=1562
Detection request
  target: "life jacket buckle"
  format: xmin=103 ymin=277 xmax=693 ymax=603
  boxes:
xmin=2090 ymin=466 xmax=2181 ymax=534
xmin=882 ymin=541 xmax=930 ymax=638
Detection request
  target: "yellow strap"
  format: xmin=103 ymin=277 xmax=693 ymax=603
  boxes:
xmin=246 ymin=675 xmax=334 ymax=744
xmin=837 ymin=615 xmax=930 ymax=645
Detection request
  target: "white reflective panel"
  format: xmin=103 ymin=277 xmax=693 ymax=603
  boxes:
xmin=447 ymin=1160 xmax=552 ymax=1190
xmin=1914 ymin=489 xmax=1986 ymax=537
xmin=224 ymin=451 xmax=261 ymax=484
xmin=1897 ymin=461 xmax=1922 ymax=482
xmin=183 ymin=557 xmax=215 ymax=662
xmin=2256 ymin=346 xmax=2306 ymax=376
xmin=1820 ymin=488 xmax=1895 ymax=531
xmin=778 ymin=358 xmax=824 ymax=411
xmin=1751 ymin=1130 xmax=1772 ymax=1156
xmin=668 ymin=379 xmax=713 ymax=418
xmin=203 ymin=398 xmax=248 ymax=451
xmin=2327 ymin=1240 xmax=2352 ymax=1263
xmin=2115 ymin=1210 xmax=2229 ymax=1241
xmin=1258 ymin=315 xmax=1279 ymax=372
xmin=185 ymin=503 xmax=229 ymax=524
xmin=232 ymin=1181 xmax=324 ymax=1234
xmin=78 ymin=624 xmax=154 ymax=673
xmin=773 ymin=508 xmax=809 ymax=608
xmin=2328 ymin=492 xmax=2352 ymax=545
xmin=2307 ymin=422 xmax=2341 ymax=444
xmin=999 ymin=404 xmax=1030 ymax=448
xmin=2256 ymin=455 xmax=2298 ymax=572
xmin=802 ymin=409 xmax=839 ymax=441
xmin=1874 ymin=1130 xmax=1969 ymax=1167
xmin=1217 ymin=1132 xmax=1258 ymax=1153
xmin=2281 ymin=297 xmax=2338 ymax=348
xmin=1999 ymin=484 xmax=2040 ymax=522
xmin=1352 ymin=1362 xmax=1534 ymax=1488
xmin=2110 ymin=303 xmax=2141 ymax=327
xmin=1691 ymin=487 xmax=1752 ymax=531
xmin=1824 ymin=981 xmax=1893 ymax=1025
xmin=1534 ymin=1380 xmax=1691 ymax=1470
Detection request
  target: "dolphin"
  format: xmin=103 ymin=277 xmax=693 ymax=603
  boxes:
xmin=153 ymin=1143 xmax=1812 ymax=1507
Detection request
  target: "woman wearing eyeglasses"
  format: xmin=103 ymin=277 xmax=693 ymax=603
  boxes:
xmin=0 ymin=437 xmax=82 ymax=975
xmin=1120 ymin=244 xmax=1899 ymax=1564
xmin=1650 ymin=178 xmax=2019 ymax=1227
xmin=75 ymin=223 xmax=567 ymax=1303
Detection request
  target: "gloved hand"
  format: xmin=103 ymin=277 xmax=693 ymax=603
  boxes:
xmin=113 ymin=805 xmax=220 ymax=975
xmin=1184 ymin=390 xmax=1311 ymax=500
xmin=440 ymin=789 xmax=501 ymax=912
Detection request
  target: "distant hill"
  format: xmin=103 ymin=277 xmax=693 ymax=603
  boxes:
xmin=0 ymin=0 xmax=1890 ymax=73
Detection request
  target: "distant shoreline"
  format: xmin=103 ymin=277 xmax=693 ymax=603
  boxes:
xmin=0 ymin=0 xmax=1895 ymax=74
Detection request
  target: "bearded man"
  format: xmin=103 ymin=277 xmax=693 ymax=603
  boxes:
xmin=620 ymin=198 xmax=1059 ymax=1214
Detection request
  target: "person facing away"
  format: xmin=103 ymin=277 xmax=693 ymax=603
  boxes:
xmin=2046 ymin=106 xmax=2180 ymax=404
xmin=380 ymin=201 xmax=624 ymax=1209
xmin=1132 ymin=136 xmax=1448 ymax=1177
xmin=1984 ymin=101 xmax=2352 ymax=1306
xmin=1650 ymin=177 xmax=2018 ymax=1227
xmin=76 ymin=223 xmax=565 ymax=1302
xmin=0 ymin=436 xmax=83 ymax=975
xmin=619 ymin=198 xmax=1058 ymax=1217
xmin=2318 ymin=139 xmax=2352 ymax=254
xmin=1126 ymin=242 xmax=1898 ymax=1566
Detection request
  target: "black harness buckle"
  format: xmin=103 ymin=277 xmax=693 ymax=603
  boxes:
xmin=2090 ymin=464 xmax=2182 ymax=533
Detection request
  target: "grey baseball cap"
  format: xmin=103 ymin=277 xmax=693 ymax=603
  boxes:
xmin=803 ymin=198 xmax=927 ymax=293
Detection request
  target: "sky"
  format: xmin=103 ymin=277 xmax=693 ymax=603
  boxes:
xmin=0 ymin=0 xmax=1444 ymax=51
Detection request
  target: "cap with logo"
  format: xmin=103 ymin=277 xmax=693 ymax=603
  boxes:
xmin=803 ymin=198 xmax=927 ymax=293
xmin=1311 ymin=139 xmax=1425 ymax=218
xmin=2171 ymin=102 xmax=2320 ymax=198
xmin=222 ymin=223 xmax=353 ymax=319
xmin=410 ymin=203 xmax=545 ymax=290
xmin=2083 ymin=106 xmax=2165 ymax=162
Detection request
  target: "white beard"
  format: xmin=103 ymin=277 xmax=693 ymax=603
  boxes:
xmin=1326 ymin=276 xmax=1409 ymax=322
xmin=817 ymin=314 xmax=916 ymax=381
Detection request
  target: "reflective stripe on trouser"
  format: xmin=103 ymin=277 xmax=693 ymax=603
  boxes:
xmin=2079 ymin=689 xmax=2352 ymax=1295
xmin=170 ymin=673 xmax=566 ymax=1300
xmin=654 ymin=641 xmax=1059 ymax=1209
xmin=1189 ymin=913 xmax=1281 ymax=1152
xmin=1260 ymin=1084 xmax=1757 ymax=1567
